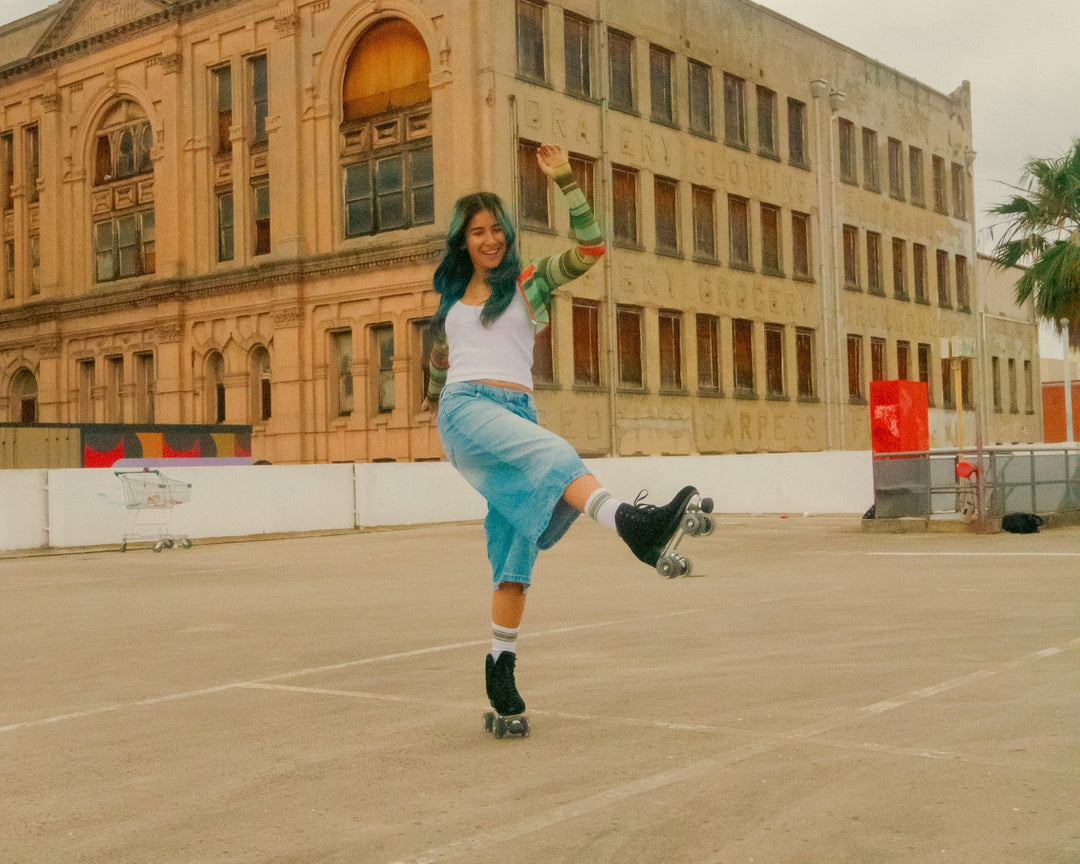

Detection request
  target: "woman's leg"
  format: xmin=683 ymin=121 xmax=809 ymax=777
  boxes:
xmin=562 ymin=474 xmax=602 ymax=513
xmin=492 ymin=581 xmax=526 ymax=630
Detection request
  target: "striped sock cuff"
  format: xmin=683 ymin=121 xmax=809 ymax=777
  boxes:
xmin=584 ymin=489 xmax=615 ymax=521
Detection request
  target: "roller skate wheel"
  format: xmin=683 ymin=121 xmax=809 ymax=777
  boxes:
xmin=699 ymin=497 xmax=714 ymax=514
xmin=483 ymin=711 xmax=494 ymax=733
xmin=658 ymin=554 xmax=691 ymax=578
xmin=493 ymin=716 xmax=507 ymax=739
xmin=699 ymin=515 xmax=715 ymax=536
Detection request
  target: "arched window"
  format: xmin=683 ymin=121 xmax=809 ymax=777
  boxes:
xmin=11 ymin=368 xmax=37 ymax=423
xmin=250 ymin=346 xmax=271 ymax=422
xmin=92 ymin=100 xmax=155 ymax=282
xmin=206 ymin=352 xmax=225 ymax=423
xmin=340 ymin=19 xmax=434 ymax=238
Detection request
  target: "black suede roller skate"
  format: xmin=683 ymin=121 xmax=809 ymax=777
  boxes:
xmin=483 ymin=652 xmax=529 ymax=738
xmin=615 ymin=485 xmax=715 ymax=577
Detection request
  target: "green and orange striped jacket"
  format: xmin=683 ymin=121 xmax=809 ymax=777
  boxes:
xmin=427 ymin=163 xmax=606 ymax=401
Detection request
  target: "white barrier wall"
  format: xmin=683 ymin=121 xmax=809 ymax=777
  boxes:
xmin=0 ymin=452 xmax=874 ymax=553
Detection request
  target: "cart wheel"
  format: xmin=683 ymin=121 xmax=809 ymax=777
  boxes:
xmin=153 ymin=540 xmax=165 ymax=553
xmin=120 ymin=541 xmax=127 ymax=553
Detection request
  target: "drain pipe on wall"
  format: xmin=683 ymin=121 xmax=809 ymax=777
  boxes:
xmin=810 ymin=79 xmax=834 ymax=450
xmin=598 ymin=0 xmax=619 ymax=456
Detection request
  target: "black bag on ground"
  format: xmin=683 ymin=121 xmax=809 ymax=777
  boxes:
xmin=1001 ymin=513 xmax=1044 ymax=534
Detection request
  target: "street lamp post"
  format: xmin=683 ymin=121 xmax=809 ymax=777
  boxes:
xmin=1063 ymin=319 xmax=1074 ymax=444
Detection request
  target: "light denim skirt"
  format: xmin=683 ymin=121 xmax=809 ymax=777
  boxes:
xmin=437 ymin=381 xmax=589 ymax=587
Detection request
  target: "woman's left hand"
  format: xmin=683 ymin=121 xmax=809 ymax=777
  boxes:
xmin=536 ymin=143 xmax=569 ymax=178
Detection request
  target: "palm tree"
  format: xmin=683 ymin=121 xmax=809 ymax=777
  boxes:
xmin=988 ymin=139 xmax=1080 ymax=334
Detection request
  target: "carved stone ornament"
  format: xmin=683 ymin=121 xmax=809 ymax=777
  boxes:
xmin=160 ymin=52 xmax=183 ymax=75
xmin=156 ymin=324 xmax=183 ymax=343
xmin=271 ymin=308 xmax=302 ymax=327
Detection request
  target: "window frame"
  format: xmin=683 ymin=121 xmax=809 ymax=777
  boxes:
xmin=723 ymin=73 xmax=747 ymax=149
xmin=516 ymin=0 xmax=547 ymax=83
xmin=607 ymin=29 xmax=636 ymax=114
xmin=688 ymin=60 xmax=713 ymax=137
xmin=649 ymin=44 xmax=675 ymax=126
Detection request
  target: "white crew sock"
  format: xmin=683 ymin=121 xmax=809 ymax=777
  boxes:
xmin=492 ymin=623 xmax=520 ymax=660
xmin=584 ymin=487 xmax=623 ymax=530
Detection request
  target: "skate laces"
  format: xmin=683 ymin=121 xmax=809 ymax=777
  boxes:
xmin=630 ymin=489 xmax=659 ymax=515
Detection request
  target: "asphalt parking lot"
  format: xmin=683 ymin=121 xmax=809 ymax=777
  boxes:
xmin=2 ymin=515 xmax=1077 ymax=863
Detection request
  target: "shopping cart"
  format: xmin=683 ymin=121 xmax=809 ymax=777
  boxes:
xmin=115 ymin=468 xmax=193 ymax=552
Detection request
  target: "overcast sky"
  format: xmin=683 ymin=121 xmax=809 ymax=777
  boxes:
xmin=2 ymin=0 xmax=1076 ymax=252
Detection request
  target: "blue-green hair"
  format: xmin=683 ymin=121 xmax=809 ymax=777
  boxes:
xmin=431 ymin=192 xmax=522 ymax=335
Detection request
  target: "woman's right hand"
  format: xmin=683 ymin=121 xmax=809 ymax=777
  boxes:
xmin=536 ymin=143 xmax=569 ymax=179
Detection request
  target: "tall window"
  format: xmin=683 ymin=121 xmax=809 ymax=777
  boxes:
xmin=862 ymin=128 xmax=879 ymax=191
xmin=764 ymin=322 xmax=785 ymax=397
xmin=0 ymin=132 xmax=12 ymax=210
xmin=516 ymin=0 xmax=546 ymax=81
xmin=248 ymin=55 xmax=268 ymax=147
xmin=3 ymin=240 xmax=12 ymax=299
xmin=611 ymin=165 xmax=638 ymax=245
xmin=1023 ymin=360 xmax=1034 ymax=412
xmin=913 ymin=243 xmax=928 ymax=302
xmin=572 ymin=299 xmax=601 ymax=386
xmin=654 ymin=176 xmax=679 ymax=254
xmin=658 ymin=310 xmax=683 ymax=391
xmin=723 ymin=74 xmax=746 ymax=148
xmin=991 ymin=356 xmax=1002 ymax=412
xmin=941 ymin=357 xmax=955 ymax=409
xmin=563 ymin=13 xmax=591 ymax=98
xmin=372 ymin=324 xmax=394 ymax=413
xmin=608 ymin=30 xmax=635 ymax=112
xmin=78 ymin=359 xmax=95 ymax=422
xmin=330 ymin=330 xmax=353 ymax=416
xmin=519 ymin=140 xmax=550 ymax=227
xmin=756 ymin=86 xmax=777 ymax=158
xmin=760 ymin=203 xmax=781 ymax=275
xmin=688 ymin=61 xmax=712 ymax=136
xmin=909 ymin=147 xmax=925 ymax=206
xmin=567 ymin=153 xmax=596 ymax=209
xmin=932 ymin=155 xmax=948 ymax=213
xmin=25 ymin=125 xmax=39 ymax=203
xmin=217 ymin=191 xmax=234 ymax=262
xmin=649 ymin=45 xmax=674 ymax=125
xmin=871 ymin=336 xmax=886 ymax=382
xmin=696 ymin=314 xmax=720 ymax=394
xmin=787 ymin=99 xmax=807 ymax=167
xmin=1008 ymin=358 xmax=1018 ymax=413
xmin=691 ymin=185 xmax=716 ymax=260
xmin=951 ymin=162 xmax=967 ymax=219
xmin=92 ymin=101 xmax=155 ymax=282
xmin=616 ymin=305 xmax=643 ymax=388
xmin=11 ymin=369 xmax=36 ymax=423
xmin=892 ymin=237 xmax=907 ymax=298
xmin=533 ymin=312 xmax=554 ymax=385
xmin=341 ymin=19 xmax=434 ymax=237
xmin=252 ymin=182 xmax=270 ymax=256
xmin=212 ymin=65 xmax=232 ymax=155
xmin=847 ymin=334 xmax=864 ymax=402
xmin=918 ymin=343 xmax=933 ymax=406
xmin=887 ymin=137 xmax=904 ymax=199
xmin=897 ymin=340 xmax=911 ymax=381
xmin=28 ymin=234 xmax=39 ymax=295
xmin=842 ymin=224 xmax=860 ymax=289
xmin=866 ymin=231 xmax=883 ymax=295
xmin=796 ymin=328 xmax=816 ymax=399
xmin=728 ymin=195 xmax=750 ymax=269
xmin=134 ymin=352 xmax=155 ymax=424
xmin=936 ymin=250 xmax=951 ymax=307
xmin=414 ymin=317 xmax=438 ymax=399
xmin=732 ymin=318 xmax=754 ymax=396
xmin=955 ymin=255 xmax=970 ymax=310
xmin=838 ymin=118 xmax=856 ymax=184
xmin=206 ymin=351 xmax=225 ymax=423
xmin=251 ymin=346 xmax=271 ymax=422
xmin=792 ymin=211 xmax=811 ymax=279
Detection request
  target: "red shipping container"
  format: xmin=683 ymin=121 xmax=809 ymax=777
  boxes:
xmin=870 ymin=380 xmax=929 ymax=453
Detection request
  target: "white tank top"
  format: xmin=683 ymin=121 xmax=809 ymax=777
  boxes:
xmin=444 ymin=292 xmax=537 ymax=390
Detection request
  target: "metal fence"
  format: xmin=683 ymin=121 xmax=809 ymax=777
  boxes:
xmin=872 ymin=444 xmax=1080 ymax=520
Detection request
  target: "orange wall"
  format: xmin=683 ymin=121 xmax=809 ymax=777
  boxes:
xmin=1041 ymin=382 xmax=1080 ymax=441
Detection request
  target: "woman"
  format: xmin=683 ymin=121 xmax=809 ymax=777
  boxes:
xmin=427 ymin=143 xmax=704 ymax=724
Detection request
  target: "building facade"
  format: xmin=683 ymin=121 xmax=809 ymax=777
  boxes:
xmin=0 ymin=0 xmax=1039 ymax=462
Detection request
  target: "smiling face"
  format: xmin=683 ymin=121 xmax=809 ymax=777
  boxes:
xmin=464 ymin=209 xmax=507 ymax=276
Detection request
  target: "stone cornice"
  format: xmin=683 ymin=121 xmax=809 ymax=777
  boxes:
xmin=0 ymin=236 xmax=443 ymax=330
xmin=0 ymin=0 xmax=248 ymax=85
